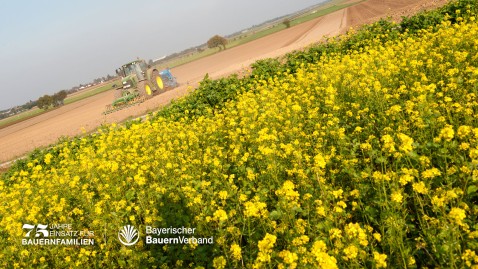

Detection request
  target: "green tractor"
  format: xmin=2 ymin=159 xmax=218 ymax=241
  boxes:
xmin=104 ymin=59 xmax=178 ymax=114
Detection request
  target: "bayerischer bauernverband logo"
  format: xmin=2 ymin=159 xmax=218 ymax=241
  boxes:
xmin=118 ymin=225 xmax=139 ymax=246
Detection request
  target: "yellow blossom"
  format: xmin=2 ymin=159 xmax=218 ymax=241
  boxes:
xmin=213 ymin=256 xmax=227 ymax=269
xmin=213 ymin=209 xmax=228 ymax=222
xmin=439 ymin=125 xmax=455 ymax=141
xmin=343 ymin=245 xmax=359 ymax=260
xmin=391 ymin=191 xmax=403 ymax=203
xmin=422 ymin=168 xmax=441 ymax=179
xmin=449 ymin=207 xmax=467 ymax=227
xmin=373 ymin=252 xmax=388 ymax=268
xmin=412 ymin=181 xmax=428 ymax=194
xmin=230 ymin=244 xmax=242 ymax=260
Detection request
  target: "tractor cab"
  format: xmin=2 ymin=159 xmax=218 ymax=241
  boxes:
xmin=119 ymin=60 xmax=148 ymax=81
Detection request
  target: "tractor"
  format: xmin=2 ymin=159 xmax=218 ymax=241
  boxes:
xmin=104 ymin=59 xmax=178 ymax=114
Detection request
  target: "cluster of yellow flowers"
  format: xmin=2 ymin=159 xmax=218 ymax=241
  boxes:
xmin=1 ymin=12 xmax=478 ymax=269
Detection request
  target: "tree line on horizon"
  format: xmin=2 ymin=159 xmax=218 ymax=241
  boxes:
xmin=36 ymin=90 xmax=68 ymax=110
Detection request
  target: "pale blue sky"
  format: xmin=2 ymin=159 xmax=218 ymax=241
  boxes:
xmin=0 ymin=0 xmax=326 ymax=110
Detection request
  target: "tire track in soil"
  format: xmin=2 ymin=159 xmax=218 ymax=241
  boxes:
xmin=345 ymin=0 xmax=449 ymax=29
xmin=0 ymin=99 xmax=97 ymax=136
xmin=282 ymin=16 xmax=325 ymax=47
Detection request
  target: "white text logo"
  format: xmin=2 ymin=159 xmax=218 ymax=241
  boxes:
xmin=22 ymin=224 xmax=48 ymax=237
xmin=118 ymin=225 xmax=139 ymax=246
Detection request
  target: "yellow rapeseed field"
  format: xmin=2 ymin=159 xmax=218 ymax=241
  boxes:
xmin=1 ymin=14 xmax=478 ymax=269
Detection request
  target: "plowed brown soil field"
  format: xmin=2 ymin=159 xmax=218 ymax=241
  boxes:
xmin=347 ymin=0 xmax=449 ymax=27
xmin=0 ymin=0 xmax=449 ymax=164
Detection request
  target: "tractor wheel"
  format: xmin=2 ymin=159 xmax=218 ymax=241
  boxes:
xmin=138 ymin=81 xmax=154 ymax=99
xmin=151 ymin=71 xmax=165 ymax=94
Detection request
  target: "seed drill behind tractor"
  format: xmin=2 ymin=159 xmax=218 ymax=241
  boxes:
xmin=104 ymin=59 xmax=178 ymax=114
